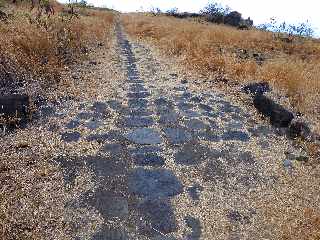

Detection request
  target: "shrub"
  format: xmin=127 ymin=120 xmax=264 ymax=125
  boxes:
xmin=258 ymin=18 xmax=314 ymax=37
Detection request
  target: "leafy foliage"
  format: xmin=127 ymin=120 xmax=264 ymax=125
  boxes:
xmin=200 ymin=1 xmax=230 ymax=16
xmin=258 ymin=18 xmax=314 ymax=37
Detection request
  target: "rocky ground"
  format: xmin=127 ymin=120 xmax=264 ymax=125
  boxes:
xmin=1 ymin=21 xmax=319 ymax=240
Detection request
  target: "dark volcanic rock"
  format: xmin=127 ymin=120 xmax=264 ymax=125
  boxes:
xmin=163 ymin=127 xmax=192 ymax=144
xmin=91 ymin=101 xmax=108 ymax=113
xmin=128 ymin=98 xmax=148 ymax=109
xmin=288 ymin=119 xmax=312 ymax=140
xmin=61 ymin=131 xmax=81 ymax=142
xmin=174 ymin=144 xmax=209 ymax=165
xmin=122 ymin=116 xmax=154 ymax=127
xmin=138 ymin=199 xmax=177 ymax=235
xmin=185 ymin=216 xmax=202 ymax=239
xmin=221 ymin=130 xmax=250 ymax=142
xmin=101 ymin=143 xmax=125 ymax=156
xmin=129 ymin=168 xmax=183 ymax=199
xmin=0 ymin=94 xmax=30 ymax=124
xmin=92 ymin=225 xmax=128 ymax=240
xmin=65 ymin=120 xmax=80 ymax=129
xmin=243 ymin=82 xmax=271 ymax=95
xmin=88 ymin=190 xmax=129 ymax=220
xmin=224 ymin=11 xmax=242 ymax=27
xmin=125 ymin=128 xmax=162 ymax=145
xmin=133 ymin=154 xmax=165 ymax=166
xmin=127 ymin=91 xmax=150 ymax=99
xmin=253 ymin=95 xmax=294 ymax=128
xmin=187 ymin=184 xmax=204 ymax=201
xmin=159 ymin=112 xmax=179 ymax=125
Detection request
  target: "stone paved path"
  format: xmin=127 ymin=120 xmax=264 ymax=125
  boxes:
xmin=54 ymin=22 xmax=307 ymax=239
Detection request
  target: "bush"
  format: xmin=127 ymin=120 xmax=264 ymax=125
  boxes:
xmin=258 ymin=18 xmax=314 ymax=37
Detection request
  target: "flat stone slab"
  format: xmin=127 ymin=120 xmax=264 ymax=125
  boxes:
xmin=159 ymin=112 xmax=179 ymax=125
xmin=129 ymin=84 xmax=147 ymax=92
xmin=185 ymin=216 xmax=202 ymax=239
xmin=138 ymin=199 xmax=177 ymax=235
xmin=84 ymin=119 xmax=102 ymax=130
xmin=221 ymin=130 xmax=250 ymax=142
xmin=177 ymin=102 xmax=195 ymax=111
xmin=198 ymin=103 xmax=213 ymax=112
xmin=133 ymin=154 xmax=165 ymax=166
xmin=185 ymin=119 xmax=208 ymax=131
xmin=174 ymin=144 xmax=209 ymax=165
xmin=65 ymin=120 xmax=80 ymax=129
xmin=163 ymin=128 xmax=192 ymax=144
xmin=127 ymin=92 xmax=150 ymax=99
xmin=101 ymin=143 xmax=125 ymax=156
xmin=85 ymin=156 xmax=128 ymax=177
xmin=125 ymin=128 xmax=162 ymax=145
xmin=129 ymin=146 xmax=162 ymax=155
xmin=61 ymin=131 xmax=81 ymax=142
xmin=154 ymin=97 xmax=173 ymax=107
xmin=226 ymin=120 xmax=244 ymax=130
xmin=91 ymin=101 xmax=108 ymax=114
xmin=122 ymin=116 xmax=154 ymax=128
xmin=128 ymin=98 xmax=148 ymax=109
xmin=129 ymin=168 xmax=183 ymax=199
xmin=187 ymin=184 xmax=204 ymax=201
xmin=87 ymin=190 xmax=129 ymax=220
xmin=124 ymin=109 xmax=153 ymax=117
xmin=107 ymin=100 xmax=123 ymax=111
xmin=180 ymin=110 xmax=201 ymax=118
xmin=76 ymin=112 xmax=94 ymax=120
xmin=92 ymin=225 xmax=128 ymax=240
xmin=190 ymin=96 xmax=203 ymax=103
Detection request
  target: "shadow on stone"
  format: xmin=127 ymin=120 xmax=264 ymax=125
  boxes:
xmin=163 ymin=128 xmax=192 ymax=145
xmin=129 ymin=168 xmax=183 ymax=199
xmin=138 ymin=199 xmax=177 ymax=235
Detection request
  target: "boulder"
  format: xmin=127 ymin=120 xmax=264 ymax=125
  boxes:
xmin=253 ymin=94 xmax=294 ymax=128
xmin=0 ymin=94 xmax=30 ymax=124
xmin=288 ymin=119 xmax=312 ymax=140
xmin=224 ymin=11 xmax=242 ymax=27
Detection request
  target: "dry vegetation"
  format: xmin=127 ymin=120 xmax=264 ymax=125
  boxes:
xmin=0 ymin=1 xmax=115 ymax=239
xmin=122 ymin=14 xmax=320 ymax=131
xmin=0 ymin=0 xmax=115 ymax=97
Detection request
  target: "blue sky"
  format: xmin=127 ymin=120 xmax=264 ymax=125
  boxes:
xmin=60 ymin=0 xmax=320 ymax=33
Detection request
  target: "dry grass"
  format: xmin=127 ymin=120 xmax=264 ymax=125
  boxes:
xmin=0 ymin=1 xmax=115 ymax=95
xmin=0 ymin=2 xmax=116 ymax=239
xmin=121 ymin=14 xmax=320 ymax=131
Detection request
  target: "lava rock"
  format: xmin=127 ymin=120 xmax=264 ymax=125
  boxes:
xmin=253 ymin=95 xmax=294 ymax=128
xmin=129 ymin=168 xmax=183 ymax=199
xmin=0 ymin=94 xmax=30 ymax=124
xmin=133 ymin=154 xmax=165 ymax=166
xmin=288 ymin=119 xmax=312 ymax=140
xmin=138 ymin=199 xmax=178 ymax=234
xmin=243 ymin=82 xmax=270 ymax=95
xmin=163 ymin=128 xmax=192 ymax=144
xmin=65 ymin=120 xmax=80 ymax=129
xmin=125 ymin=128 xmax=162 ymax=145
xmin=61 ymin=131 xmax=81 ymax=142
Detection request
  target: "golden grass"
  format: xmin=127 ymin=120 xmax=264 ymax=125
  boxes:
xmin=121 ymin=14 xmax=320 ymax=130
xmin=0 ymin=2 xmax=115 ymax=239
xmin=0 ymin=2 xmax=115 ymax=90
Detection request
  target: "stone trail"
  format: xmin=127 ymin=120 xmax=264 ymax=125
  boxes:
xmin=53 ymin=22 xmax=300 ymax=239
